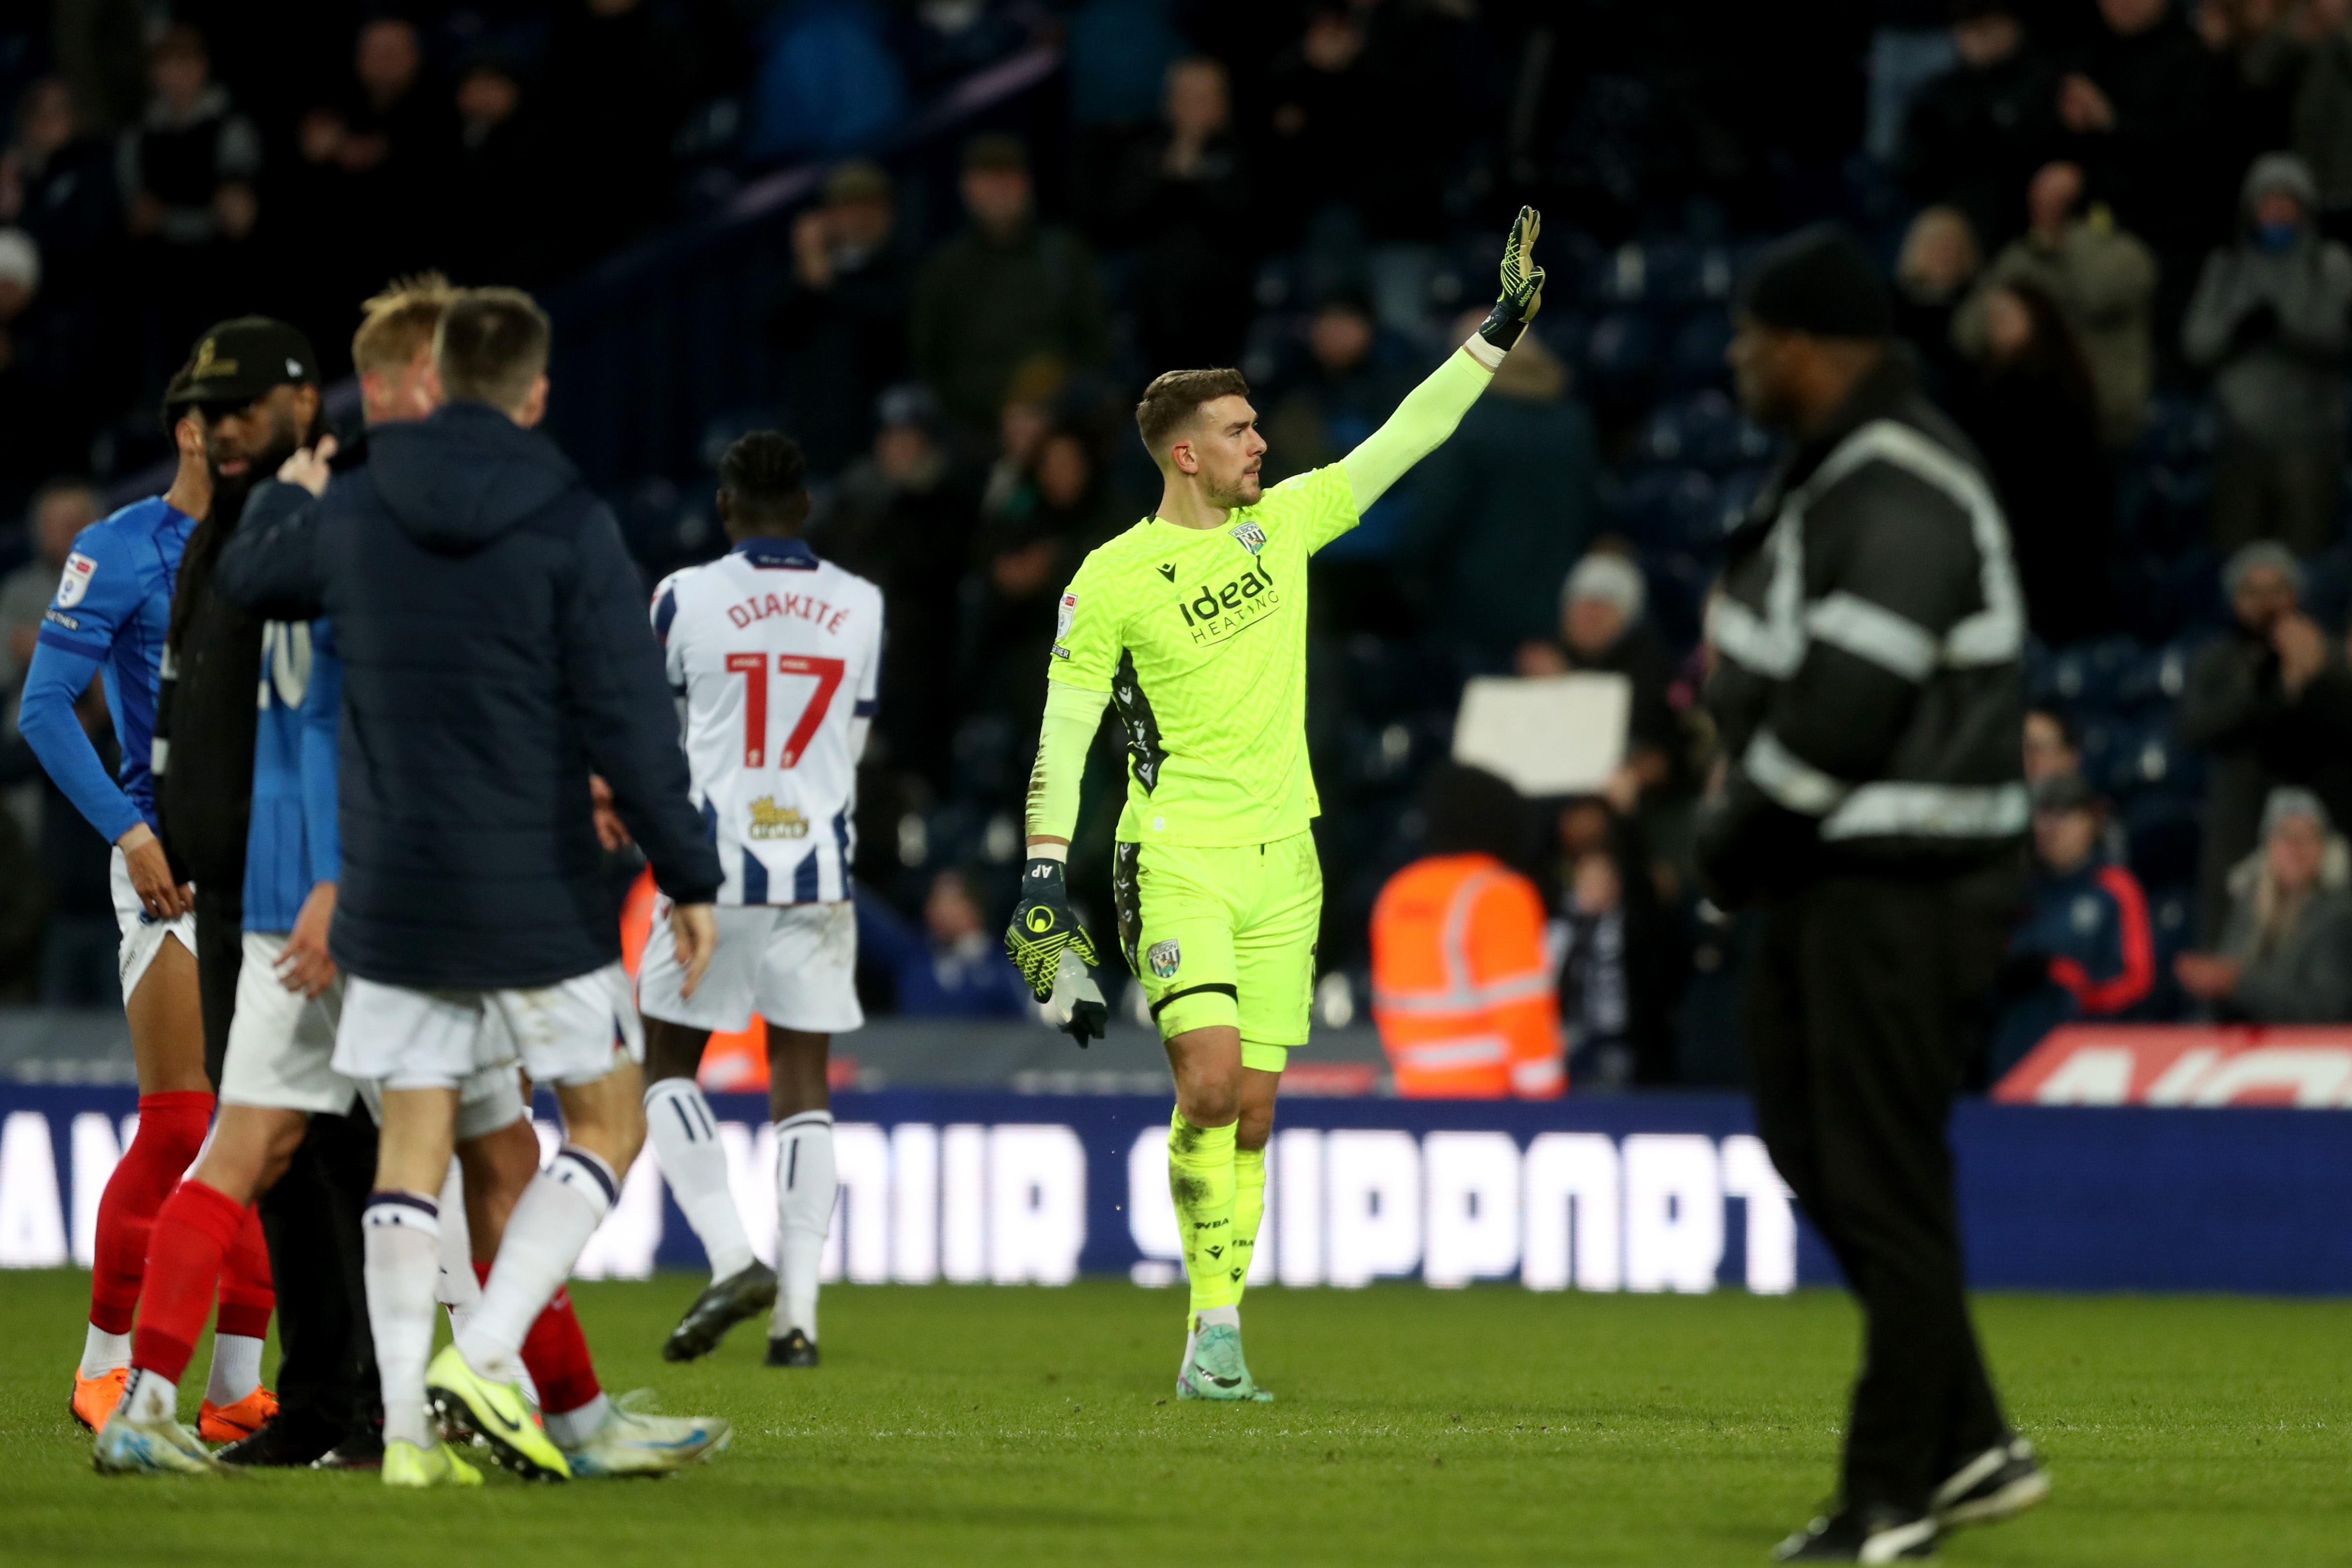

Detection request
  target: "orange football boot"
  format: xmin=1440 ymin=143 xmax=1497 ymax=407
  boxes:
xmin=72 ymin=1367 xmax=129 ymax=1432
xmin=198 ymin=1386 xmax=278 ymax=1443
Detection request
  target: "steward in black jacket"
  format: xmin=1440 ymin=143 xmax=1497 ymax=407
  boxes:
xmin=215 ymin=400 xmax=720 ymax=988
xmin=1698 ymin=345 xmax=2026 ymax=901
xmin=1701 ymin=228 xmax=2045 ymax=1562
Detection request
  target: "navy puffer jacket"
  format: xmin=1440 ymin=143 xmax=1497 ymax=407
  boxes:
xmin=218 ymin=401 xmax=720 ymax=989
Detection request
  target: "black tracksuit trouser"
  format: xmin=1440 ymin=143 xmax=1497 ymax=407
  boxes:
xmin=1744 ymin=870 xmax=2011 ymax=1515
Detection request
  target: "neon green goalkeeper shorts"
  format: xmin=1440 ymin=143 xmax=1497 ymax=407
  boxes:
xmin=1110 ymin=831 xmax=1323 ymax=1071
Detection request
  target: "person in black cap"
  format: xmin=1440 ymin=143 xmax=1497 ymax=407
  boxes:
xmin=158 ymin=314 xmax=322 ymax=1083
xmin=1698 ymin=224 xmax=2051 ymax=1560
xmin=147 ymin=317 xmax=364 ymax=1468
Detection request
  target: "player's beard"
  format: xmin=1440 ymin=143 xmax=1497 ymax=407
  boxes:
xmin=1206 ymin=469 xmax=1262 ymax=511
xmin=207 ymin=422 xmax=302 ymax=530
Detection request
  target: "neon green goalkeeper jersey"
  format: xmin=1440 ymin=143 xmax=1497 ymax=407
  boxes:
xmin=1047 ymin=464 xmax=1359 ymax=847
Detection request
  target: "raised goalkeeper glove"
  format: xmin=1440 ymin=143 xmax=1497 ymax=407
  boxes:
xmin=1477 ymin=205 xmax=1545 ymax=352
xmin=1005 ymin=856 xmax=1101 ymax=998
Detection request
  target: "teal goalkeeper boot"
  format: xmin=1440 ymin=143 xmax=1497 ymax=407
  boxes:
xmin=1177 ymin=1322 xmax=1274 ymax=1403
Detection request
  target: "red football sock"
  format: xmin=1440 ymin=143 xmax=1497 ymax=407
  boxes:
xmin=90 ymin=1091 xmax=213 ymax=1335
xmin=474 ymin=1261 xmax=600 ymax=1416
xmin=215 ymin=1201 xmax=274 ymax=1342
xmin=130 ymin=1179 xmax=244 ymax=1385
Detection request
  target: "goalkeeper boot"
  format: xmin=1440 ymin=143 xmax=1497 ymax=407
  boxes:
xmin=425 ymin=1343 xmax=570 ymax=1482
xmin=1932 ymin=1436 xmax=2049 ymax=1531
xmin=382 ymin=1439 xmax=484 ymax=1489
xmin=765 ymin=1327 xmax=819 ymax=1368
xmin=561 ymin=1394 xmax=733 ymax=1477
xmin=93 ymin=1409 xmax=227 ymax=1477
xmin=1773 ymin=1504 xmax=1937 ymax=1562
xmin=662 ymin=1261 xmax=777 ymax=1362
xmin=1176 ymin=1322 xmax=1272 ymax=1403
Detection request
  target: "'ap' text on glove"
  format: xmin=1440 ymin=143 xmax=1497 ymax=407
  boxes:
xmin=1004 ymin=856 xmax=1102 ymax=1000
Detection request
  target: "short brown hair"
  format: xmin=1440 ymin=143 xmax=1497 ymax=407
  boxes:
xmin=352 ymin=271 xmax=457 ymax=375
xmin=434 ymin=287 xmax=551 ymax=410
xmin=1134 ymin=367 xmax=1250 ymax=461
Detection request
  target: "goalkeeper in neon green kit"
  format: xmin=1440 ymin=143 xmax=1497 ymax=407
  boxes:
xmin=1006 ymin=209 xmax=1546 ymax=1399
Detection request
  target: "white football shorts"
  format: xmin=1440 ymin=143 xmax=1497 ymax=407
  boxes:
xmin=638 ymin=899 xmax=863 ymax=1035
xmin=218 ymin=930 xmax=353 ymax=1115
xmin=110 ymin=846 xmax=197 ymax=1004
xmin=332 ymin=962 xmax=644 ymax=1090
xmin=351 ymin=1062 xmax=531 ymax=1142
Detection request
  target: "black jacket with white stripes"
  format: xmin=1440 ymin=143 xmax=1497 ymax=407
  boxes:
xmin=1696 ymin=350 xmax=2027 ymax=906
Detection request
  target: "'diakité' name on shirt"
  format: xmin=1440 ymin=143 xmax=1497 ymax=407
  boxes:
xmin=726 ymin=590 xmax=852 ymax=634
xmin=1176 ymin=558 xmax=1279 ymax=647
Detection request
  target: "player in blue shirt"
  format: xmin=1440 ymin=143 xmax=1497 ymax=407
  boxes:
xmin=21 ymin=375 xmax=252 ymax=1432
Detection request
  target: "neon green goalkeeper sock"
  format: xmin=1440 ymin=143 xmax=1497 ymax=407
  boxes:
xmin=1231 ymin=1145 xmax=1266 ymax=1302
xmin=1168 ymin=1109 xmax=1242 ymax=1315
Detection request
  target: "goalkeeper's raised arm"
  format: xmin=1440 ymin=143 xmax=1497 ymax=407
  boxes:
xmin=1342 ymin=204 xmax=1547 ymax=509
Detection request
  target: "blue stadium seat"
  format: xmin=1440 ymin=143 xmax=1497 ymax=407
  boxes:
xmin=1633 ymin=389 xmax=1775 ymax=471
xmin=1534 ymin=308 xmax=1590 ymax=371
xmin=2073 ymin=711 xmax=2133 ymax=794
xmin=1580 ymin=308 xmax=1659 ymax=389
xmin=2132 ymin=392 xmax=2217 ymax=465
xmin=1596 ymin=468 xmax=1678 ymax=546
xmin=1582 ymin=242 xmax=1654 ymax=307
xmin=1663 ymin=311 xmax=1734 ymax=391
xmin=2045 ymin=635 xmax=2138 ymax=711
xmin=1656 ymin=470 xmax=1721 ymax=554
xmin=2117 ymin=637 xmax=2193 ymax=713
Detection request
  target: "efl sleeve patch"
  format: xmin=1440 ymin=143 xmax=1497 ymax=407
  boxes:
xmin=53 ymin=552 xmax=96 ymax=610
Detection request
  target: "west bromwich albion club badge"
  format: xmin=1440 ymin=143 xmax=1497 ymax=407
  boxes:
xmin=1230 ymin=521 xmax=1266 ymax=556
xmin=1148 ymin=939 xmax=1181 ymax=979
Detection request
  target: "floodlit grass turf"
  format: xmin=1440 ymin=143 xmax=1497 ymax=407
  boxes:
xmin=0 ymin=1272 xmax=2344 ymax=1566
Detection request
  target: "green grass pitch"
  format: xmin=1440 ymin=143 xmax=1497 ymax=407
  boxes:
xmin=0 ymin=1270 xmax=2343 ymax=1565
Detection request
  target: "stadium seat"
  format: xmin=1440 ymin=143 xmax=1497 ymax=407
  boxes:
xmin=1633 ymin=389 xmax=1774 ymax=471
xmin=2117 ymin=638 xmax=2193 ymax=713
xmin=1662 ymin=311 xmax=1734 ymax=391
xmin=1580 ymin=308 xmax=1660 ymax=392
xmin=2132 ymin=391 xmax=2217 ymax=465
xmin=2073 ymin=712 xmax=2133 ymax=794
xmin=2045 ymin=635 xmax=2138 ymax=712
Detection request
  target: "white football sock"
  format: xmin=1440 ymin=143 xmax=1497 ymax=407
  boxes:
xmin=645 ymin=1077 xmax=756 ymax=1282
xmin=80 ymin=1324 xmax=131 ymax=1379
xmin=362 ymin=1191 xmax=442 ymax=1450
xmin=204 ymin=1333 xmax=264 ymax=1405
xmin=433 ymin=1157 xmax=481 ymax=1310
xmin=542 ymin=1390 xmax=611 ymax=1449
xmin=457 ymin=1146 xmax=615 ymax=1384
xmin=1196 ymin=1306 xmax=1239 ymax=1331
xmin=772 ymin=1111 xmax=835 ymax=1340
xmin=121 ymin=1366 xmax=177 ymax=1423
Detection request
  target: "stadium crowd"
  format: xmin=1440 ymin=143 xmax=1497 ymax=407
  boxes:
xmin=7 ymin=0 xmax=2352 ymax=1089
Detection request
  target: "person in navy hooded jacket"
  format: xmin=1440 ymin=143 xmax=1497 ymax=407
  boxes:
xmin=1989 ymin=770 xmax=2155 ymax=1080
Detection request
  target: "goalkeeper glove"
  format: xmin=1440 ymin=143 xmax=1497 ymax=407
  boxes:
xmin=1477 ymin=205 xmax=1545 ymax=353
xmin=1046 ymin=948 xmax=1109 ymax=1047
xmin=1005 ymin=856 xmax=1101 ymax=1000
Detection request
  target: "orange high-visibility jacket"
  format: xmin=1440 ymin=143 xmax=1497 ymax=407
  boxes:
xmin=1370 ymin=852 xmax=1564 ymax=1098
